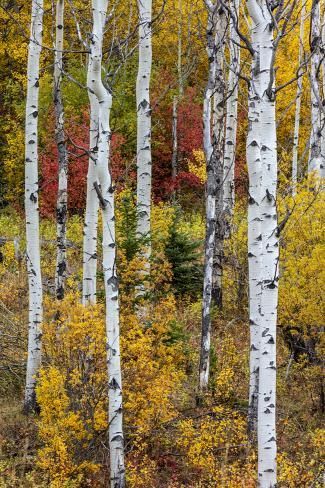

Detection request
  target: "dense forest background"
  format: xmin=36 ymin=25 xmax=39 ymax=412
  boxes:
xmin=0 ymin=0 xmax=324 ymax=487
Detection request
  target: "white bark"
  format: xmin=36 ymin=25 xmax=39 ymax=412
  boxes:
xmin=321 ymin=12 xmax=325 ymax=176
xmin=223 ymin=0 xmax=240 ymax=226
xmin=247 ymin=2 xmax=279 ymax=486
xmin=24 ymin=0 xmax=44 ymax=413
xmin=136 ymin=0 xmax=152 ymax=256
xmin=292 ymin=2 xmax=306 ymax=196
xmin=88 ymin=2 xmax=125 ymax=485
xmin=309 ymin=0 xmax=324 ymax=175
xmin=82 ymin=71 xmax=100 ymax=305
xmin=199 ymin=2 xmax=217 ymax=393
xmin=247 ymin=9 xmax=262 ymax=440
xmin=211 ymin=10 xmax=227 ymax=309
xmin=54 ymin=0 xmax=68 ymax=300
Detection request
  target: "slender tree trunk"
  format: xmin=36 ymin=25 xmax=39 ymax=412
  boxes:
xmin=54 ymin=0 xmax=68 ymax=300
xmin=309 ymin=0 xmax=324 ymax=175
xmin=88 ymin=2 xmax=125 ymax=485
xmin=247 ymin=13 xmax=262 ymax=442
xmin=250 ymin=3 xmax=279 ymax=485
xmin=82 ymin=12 xmax=105 ymax=305
xmin=171 ymin=96 xmax=178 ymax=188
xmin=223 ymin=0 xmax=240 ymax=230
xmin=292 ymin=2 xmax=306 ymax=195
xmin=211 ymin=9 xmax=227 ymax=309
xmin=321 ymin=12 xmax=325 ymax=176
xmin=199 ymin=2 xmax=218 ymax=394
xmin=171 ymin=0 xmax=183 ymax=194
xmin=24 ymin=0 xmax=44 ymax=414
xmin=136 ymin=0 xmax=152 ymax=259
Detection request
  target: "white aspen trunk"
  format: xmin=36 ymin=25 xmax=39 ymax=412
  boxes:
xmin=136 ymin=0 xmax=152 ymax=256
xmin=171 ymin=96 xmax=178 ymax=186
xmin=171 ymin=0 xmax=183 ymax=197
xmin=309 ymin=0 xmax=324 ymax=175
xmin=223 ymin=0 xmax=240 ymax=228
xmin=24 ymin=0 xmax=44 ymax=413
xmin=247 ymin=10 xmax=262 ymax=441
xmin=89 ymin=2 xmax=125 ymax=485
xmin=249 ymin=3 xmax=279 ymax=485
xmin=199 ymin=2 xmax=217 ymax=393
xmin=82 ymin=71 xmax=100 ymax=305
xmin=321 ymin=12 xmax=325 ymax=177
xmin=54 ymin=0 xmax=68 ymax=300
xmin=292 ymin=2 xmax=306 ymax=196
xmin=211 ymin=10 xmax=227 ymax=309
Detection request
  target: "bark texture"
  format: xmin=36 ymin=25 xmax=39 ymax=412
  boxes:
xmin=292 ymin=2 xmax=305 ymax=195
xmin=247 ymin=2 xmax=279 ymax=486
xmin=309 ymin=0 xmax=324 ymax=176
xmin=223 ymin=0 xmax=240 ymax=229
xmin=54 ymin=0 xmax=68 ymax=300
xmin=136 ymin=0 xmax=152 ymax=257
xmin=211 ymin=9 xmax=227 ymax=309
xmin=199 ymin=2 xmax=217 ymax=393
xmin=24 ymin=0 xmax=44 ymax=414
xmin=88 ymin=2 xmax=125 ymax=485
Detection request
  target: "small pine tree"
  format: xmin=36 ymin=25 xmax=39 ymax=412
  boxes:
xmin=165 ymin=211 xmax=203 ymax=297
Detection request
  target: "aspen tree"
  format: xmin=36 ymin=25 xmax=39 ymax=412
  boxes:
xmin=88 ymin=1 xmax=125 ymax=485
xmin=309 ymin=0 xmax=324 ymax=175
xmin=211 ymin=8 xmax=227 ymax=309
xmin=136 ymin=0 xmax=152 ymax=260
xmin=24 ymin=0 xmax=44 ymax=413
xmin=54 ymin=0 xmax=68 ymax=300
xmin=82 ymin=60 xmax=100 ymax=305
xmin=171 ymin=0 xmax=184 ymax=192
xmin=199 ymin=0 xmax=227 ymax=393
xmin=246 ymin=1 xmax=262 ymax=440
xmin=223 ymin=0 xmax=240 ymax=228
xmin=199 ymin=0 xmax=217 ymax=394
xmin=292 ymin=2 xmax=306 ymax=195
xmin=247 ymin=1 xmax=279 ymax=485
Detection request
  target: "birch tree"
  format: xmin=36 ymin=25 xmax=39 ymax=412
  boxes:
xmin=292 ymin=2 xmax=306 ymax=195
xmin=24 ymin=0 xmax=44 ymax=414
xmin=199 ymin=1 xmax=218 ymax=394
xmin=54 ymin=0 xmax=68 ymax=300
xmin=82 ymin=54 xmax=100 ymax=305
xmin=136 ymin=0 xmax=152 ymax=260
xmin=199 ymin=0 xmax=227 ymax=393
xmin=309 ymin=0 xmax=324 ymax=175
xmin=246 ymin=1 xmax=262 ymax=440
xmin=246 ymin=1 xmax=279 ymax=484
xmin=223 ymin=0 xmax=240 ymax=230
xmin=88 ymin=1 xmax=125 ymax=485
xmin=211 ymin=8 xmax=227 ymax=309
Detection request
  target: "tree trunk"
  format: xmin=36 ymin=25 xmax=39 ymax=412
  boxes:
xmin=211 ymin=9 xmax=227 ymax=310
xmin=223 ymin=0 xmax=240 ymax=231
xmin=82 ymin=17 xmax=102 ymax=306
xmin=247 ymin=12 xmax=262 ymax=442
xmin=309 ymin=0 xmax=324 ymax=176
xmin=136 ymin=0 xmax=152 ymax=260
xmin=292 ymin=2 xmax=306 ymax=196
xmin=199 ymin=2 xmax=218 ymax=394
xmin=88 ymin=2 xmax=125 ymax=486
xmin=171 ymin=96 xmax=178 ymax=189
xmin=24 ymin=0 xmax=44 ymax=414
xmin=248 ymin=2 xmax=279 ymax=486
xmin=54 ymin=0 xmax=68 ymax=300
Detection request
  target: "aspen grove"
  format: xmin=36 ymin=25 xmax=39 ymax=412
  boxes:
xmin=0 ymin=1 xmax=324 ymax=487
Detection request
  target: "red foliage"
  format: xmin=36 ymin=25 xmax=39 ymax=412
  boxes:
xmin=151 ymin=77 xmax=203 ymax=200
xmin=40 ymin=110 xmax=125 ymax=217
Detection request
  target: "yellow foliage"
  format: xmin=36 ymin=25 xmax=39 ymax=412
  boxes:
xmin=188 ymin=149 xmax=207 ymax=184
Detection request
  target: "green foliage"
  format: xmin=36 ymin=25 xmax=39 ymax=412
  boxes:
xmin=165 ymin=210 xmax=203 ymax=297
